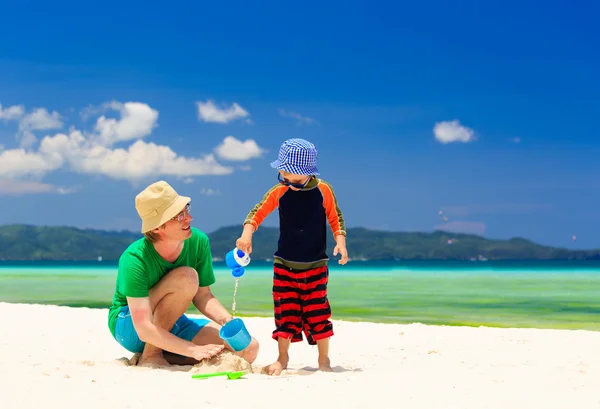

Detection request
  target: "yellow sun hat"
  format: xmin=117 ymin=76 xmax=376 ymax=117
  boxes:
xmin=135 ymin=181 xmax=191 ymax=233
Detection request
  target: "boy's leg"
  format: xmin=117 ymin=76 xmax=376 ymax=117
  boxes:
xmin=316 ymin=338 xmax=332 ymax=372
xmin=299 ymin=265 xmax=334 ymax=371
xmin=264 ymin=337 xmax=292 ymax=376
xmin=266 ymin=264 xmax=302 ymax=375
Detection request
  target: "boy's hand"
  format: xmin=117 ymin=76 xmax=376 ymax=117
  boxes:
xmin=236 ymin=236 xmax=253 ymax=255
xmin=333 ymin=235 xmax=349 ymax=265
xmin=236 ymin=224 xmax=255 ymax=254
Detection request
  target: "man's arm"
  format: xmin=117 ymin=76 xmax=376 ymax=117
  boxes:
xmin=119 ymin=256 xmax=199 ymax=356
xmin=120 ymin=249 xmax=223 ymax=361
xmin=193 ymin=231 xmax=230 ymax=325
xmin=127 ymin=296 xmax=201 ymax=357
xmin=192 ymin=286 xmax=233 ymax=326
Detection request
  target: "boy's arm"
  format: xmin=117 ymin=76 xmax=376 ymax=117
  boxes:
xmin=243 ymin=185 xmax=287 ymax=232
xmin=319 ymin=181 xmax=349 ymax=264
xmin=237 ymin=185 xmax=286 ymax=253
xmin=318 ymin=181 xmax=347 ymax=238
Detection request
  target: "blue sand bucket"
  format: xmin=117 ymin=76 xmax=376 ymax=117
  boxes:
xmin=219 ymin=318 xmax=252 ymax=351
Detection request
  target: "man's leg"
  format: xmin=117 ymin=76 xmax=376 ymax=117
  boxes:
xmin=138 ymin=266 xmax=199 ymax=366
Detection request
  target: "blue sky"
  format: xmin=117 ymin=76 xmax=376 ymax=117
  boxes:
xmin=0 ymin=1 xmax=599 ymax=249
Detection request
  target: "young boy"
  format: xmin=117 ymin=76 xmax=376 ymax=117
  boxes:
xmin=235 ymin=138 xmax=348 ymax=376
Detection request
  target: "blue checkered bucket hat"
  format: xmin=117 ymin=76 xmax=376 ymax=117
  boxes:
xmin=270 ymin=138 xmax=319 ymax=175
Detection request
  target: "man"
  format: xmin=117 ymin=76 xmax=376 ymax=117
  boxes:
xmin=107 ymin=180 xmax=259 ymax=367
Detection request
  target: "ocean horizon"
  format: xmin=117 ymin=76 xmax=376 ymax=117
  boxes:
xmin=2 ymin=259 xmax=599 ymax=331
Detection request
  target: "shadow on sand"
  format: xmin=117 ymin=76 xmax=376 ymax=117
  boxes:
xmin=285 ymin=365 xmax=364 ymax=376
xmin=116 ymin=353 xmax=363 ymax=377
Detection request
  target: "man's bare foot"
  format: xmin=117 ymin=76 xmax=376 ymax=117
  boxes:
xmin=318 ymin=357 xmax=333 ymax=372
xmin=264 ymin=357 xmax=289 ymax=376
xmin=137 ymin=352 xmax=170 ymax=368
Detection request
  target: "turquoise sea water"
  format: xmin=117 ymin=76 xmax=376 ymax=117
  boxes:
xmin=1 ymin=260 xmax=599 ymax=330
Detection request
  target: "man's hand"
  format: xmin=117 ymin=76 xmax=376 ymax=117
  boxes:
xmin=190 ymin=344 xmax=224 ymax=360
xmin=127 ymin=296 xmax=219 ymax=360
xmin=333 ymin=234 xmax=349 ymax=265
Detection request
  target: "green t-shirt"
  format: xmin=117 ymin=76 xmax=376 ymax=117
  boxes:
xmin=107 ymin=227 xmax=216 ymax=338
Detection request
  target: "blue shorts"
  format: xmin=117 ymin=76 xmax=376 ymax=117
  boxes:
xmin=114 ymin=305 xmax=211 ymax=353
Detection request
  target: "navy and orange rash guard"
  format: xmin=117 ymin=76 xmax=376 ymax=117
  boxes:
xmin=243 ymin=177 xmax=346 ymax=269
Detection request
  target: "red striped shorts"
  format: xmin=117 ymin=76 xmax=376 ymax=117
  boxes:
xmin=272 ymin=264 xmax=333 ymax=345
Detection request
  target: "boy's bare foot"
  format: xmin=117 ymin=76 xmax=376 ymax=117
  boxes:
xmin=264 ymin=357 xmax=289 ymax=376
xmin=138 ymin=352 xmax=170 ymax=368
xmin=318 ymin=357 xmax=333 ymax=372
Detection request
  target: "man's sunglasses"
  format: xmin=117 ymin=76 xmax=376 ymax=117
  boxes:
xmin=172 ymin=203 xmax=191 ymax=222
xmin=278 ymin=173 xmax=311 ymax=189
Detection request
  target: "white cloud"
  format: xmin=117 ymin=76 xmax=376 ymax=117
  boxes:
xmin=199 ymin=188 xmax=221 ymax=196
xmin=433 ymin=120 xmax=475 ymax=144
xmin=79 ymin=103 xmax=106 ymax=121
xmin=18 ymin=132 xmax=38 ymax=149
xmin=0 ymin=100 xmax=265 ymax=193
xmin=513 ymin=137 xmax=521 ymax=143
xmin=435 ymin=220 xmax=486 ymax=235
xmin=440 ymin=203 xmax=552 ymax=217
xmin=79 ymin=140 xmax=232 ymax=180
xmin=0 ymin=104 xmax=25 ymax=121
xmin=37 ymin=131 xmax=233 ymax=181
xmin=0 ymin=179 xmax=74 ymax=196
xmin=214 ymin=136 xmax=265 ymax=161
xmin=17 ymin=108 xmax=64 ymax=148
xmin=278 ymin=109 xmax=316 ymax=125
xmin=196 ymin=100 xmax=250 ymax=124
xmin=56 ymin=187 xmax=77 ymax=194
xmin=20 ymin=108 xmax=63 ymax=131
xmin=94 ymin=101 xmax=158 ymax=146
xmin=0 ymin=148 xmax=63 ymax=179
xmin=0 ymin=105 xmax=63 ymax=148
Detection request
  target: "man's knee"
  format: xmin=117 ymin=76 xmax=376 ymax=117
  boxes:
xmin=165 ymin=266 xmax=199 ymax=294
xmin=242 ymin=338 xmax=260 ymax=363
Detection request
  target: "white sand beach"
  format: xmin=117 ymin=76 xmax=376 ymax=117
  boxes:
xmin=2 ymin=302 xmax=599 ymax=409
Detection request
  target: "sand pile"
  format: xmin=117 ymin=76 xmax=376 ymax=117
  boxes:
xmin=190 ymin=351 xmax=263 ymax=374
xmin=120 ymin=350 xmax=264 ymax=374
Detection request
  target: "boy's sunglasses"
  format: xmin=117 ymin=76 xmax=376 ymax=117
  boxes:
xmin=278 ymin=173 xmax=311 ymax=189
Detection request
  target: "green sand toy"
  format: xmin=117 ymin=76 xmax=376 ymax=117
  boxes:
xmin=191 ymin=371 xmax=246 ymax=380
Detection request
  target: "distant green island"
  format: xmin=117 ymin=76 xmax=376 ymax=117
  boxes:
xmin=0 ymin=224 xmax=598 ymax=261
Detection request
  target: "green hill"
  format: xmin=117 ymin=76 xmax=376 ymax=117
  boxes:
xmin=0 ymin=224 xmax=597 ymax=261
